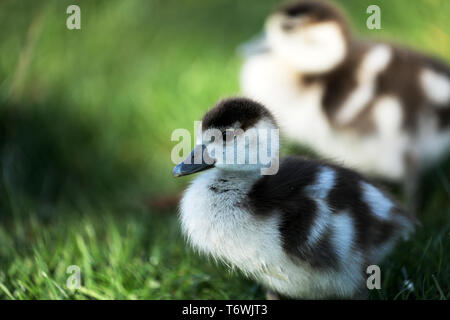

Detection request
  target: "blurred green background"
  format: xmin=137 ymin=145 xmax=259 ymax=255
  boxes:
xmin=0 ymin=0 xmax=449 ymax=299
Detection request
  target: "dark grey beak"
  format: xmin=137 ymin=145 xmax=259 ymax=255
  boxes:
xmin=172 ymin=144 xmax=215 ymax=177
xmin=237 ymin=31 xmax=269 ymax=57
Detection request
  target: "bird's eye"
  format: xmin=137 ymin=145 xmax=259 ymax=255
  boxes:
xmin=222 ymin=130 xmax=234 ymax=141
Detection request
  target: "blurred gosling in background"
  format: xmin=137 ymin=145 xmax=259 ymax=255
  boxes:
xmin=240 ymin=0 xmax=450 ymax=207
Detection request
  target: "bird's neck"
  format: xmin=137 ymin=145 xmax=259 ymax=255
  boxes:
xmin=205 ymin=169 xmax=262 ymax=193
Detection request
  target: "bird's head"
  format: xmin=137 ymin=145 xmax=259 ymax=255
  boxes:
xmin=265 ymin=0 xmax=350 ymax=74
xmin=173 ymin=98 xmax=280 ymax=177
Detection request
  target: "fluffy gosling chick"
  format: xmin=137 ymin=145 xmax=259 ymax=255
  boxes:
xmin=173 ymin=97 xmax=416 ymax=299
xmin=241 ymin=0 xmax=450 ymax=189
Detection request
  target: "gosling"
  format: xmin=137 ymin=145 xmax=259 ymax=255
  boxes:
xmin=173 ymin=97 xmax=416 ymax=299
xmin=241 ymin=0 xmax=450 ymax=205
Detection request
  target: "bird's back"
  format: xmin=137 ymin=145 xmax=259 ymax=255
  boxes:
xmin=248 ymin=156 xmax=417 ymax=268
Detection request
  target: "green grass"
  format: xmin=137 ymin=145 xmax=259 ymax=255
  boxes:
xmin=0 ymin=0 xmax=449 ymax=299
